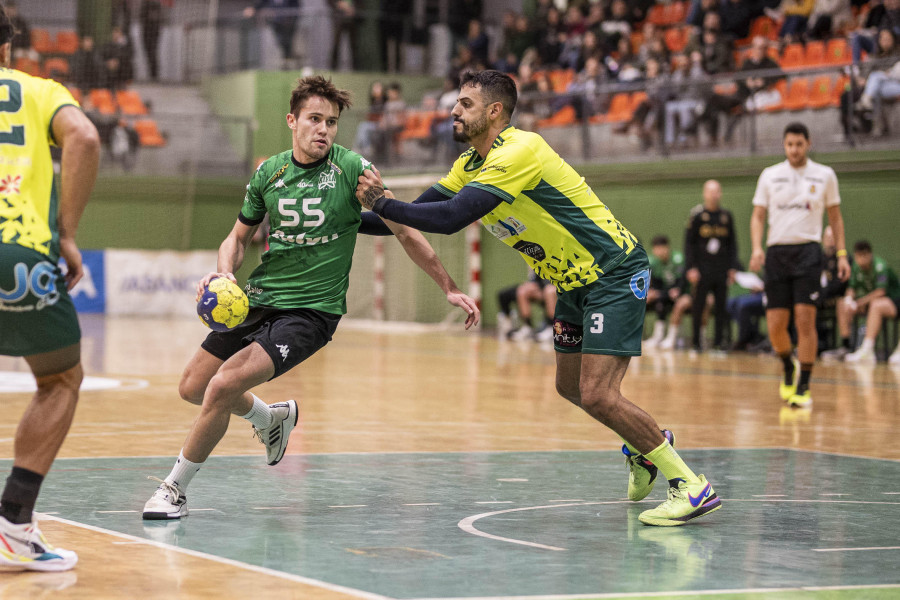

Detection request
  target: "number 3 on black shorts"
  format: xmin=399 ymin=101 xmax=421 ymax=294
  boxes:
xmin=590 ymin=313 xmax=604 ymax=334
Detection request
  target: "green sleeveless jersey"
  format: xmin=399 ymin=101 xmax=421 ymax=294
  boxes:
xmin=239 ymin=145 xmax=371 ymax=313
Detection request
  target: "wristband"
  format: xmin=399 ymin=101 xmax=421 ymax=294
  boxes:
xmin=836 ymin=249 xmax=847 ymax=258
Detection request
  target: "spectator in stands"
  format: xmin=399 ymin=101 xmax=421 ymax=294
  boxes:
xmin=448 ymin=44 xmax=485 ymax=86
xmin=466 ymin=19 xmax=490 ymax=67
xmin=558 ymin=54 xmax=609 ymax=119
xmin=103 ymin=26 xmax=134 ymax=90
xmin=699 ymin=36 xmax=780 ymax=144
xmin=684 ymin=180 xmax=739 ymax=352
xmin=4 ymin=1 xmax=31 ymax=61
xmin=328 ymin=0 xmax=357 ymax=70
xmin=614 ymin=57 xmax=667 ymax=150
xmin=627 ymin=0 xmax=656 ymax=25
xmin=687 ymin=13 xmax=733 ymax=75
xmin=379 ymin=0 xmax=409 ymax=73
xmin=637 ymin=22 xmax=670 ymax=66
xmin=645 ymin=235 xmax=693 ymax=350
xmin=244 ymin=0 xmax=299 ymax=64
xmin=721 ymin=0 xmax=754 ymax=41
xmin=496 ymin=273 xmax=557 ymax=343
xmin=600 ymin=0 xmax=632 ymax=52
xmin=447 ymin=0 xmax=482 ymax=52
xmin=727 ymin=271 xmax=768 ymax=352
xmin=857 ymin=31 xmax=900 ymax=132
xmin=688 ymin=0 xmax=721 ymax=30
xmin=516 ymin=69 xmax=554 ymax=131
xmin=663 ymin=52 xmax=709 ymax=148
xmin=535 ymin=8 xmax=563 ymax=67
xmin=376 ymin=82 xmax=406 ymax=165
xmin=112 ymin=0 xmax=131 ymax=31
xmin=824 ymin=240 xmax=900 ymax=364
xmin=431 ymin=76 xmax=465 ymax=160
xmin=807 ymin=0 xmax=854 ymax=39
xmin=72 ymin=36 xmax=105 ymax=93
xmin=140 ymin=0 xmax=165 ymax=79
xmin=353 ymin=80 xmax=386 ymax=158
xmin=767 ymin=0 xmax=815 ymax=41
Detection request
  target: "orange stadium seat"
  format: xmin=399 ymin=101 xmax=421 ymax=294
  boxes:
xmin=537 ymin=105 xmax=577 ymax=128
xmin=547 ymin=69 xmax=575 ymax=93
xmin=646 ymin=4 xmax=667 ymax=25
xmin=807 ymin=75 xmax=833 ymax=109
xmin=397 ymin=110 xmax=437 ymax=141
xmin=826 ymin=38 xmax=852 ymax=66
xmin=134 ymin=119 xmax=166 ymax=147
xmin=764 ymin=79 xmax=788 ymax=112
xmin=664 ymin=27 xmax=689 ymax=53
xmin=55 ymin=30 xmax=80 ymax=55
xmin=30 ymin=29 xmax=55 ymax=54
xmin=630 ymin=31 xmax=644 ymax=54
xmin=43 ymin=57 xmax=70 ymax=80
xmin=781 ymin=78 xmax=810 ymax=110
xmin=804 ymin=41 xmax=826 ymax=67
xmin=603 ymin=93 xmax=634 ymax=123
xmin=667 ymin=1 xmax=687 ymax=25
xmin=66 ymin=86 xmax=82 ymax=104
xmin=115 ymin=89 xmax=149 ymax=116
xmin=14 ymin=57 xmax=41 ymax=76
xmin=749 ymin=15 xmax=779 ymax=41
xmin=88 ymin=88 xmax=117 ymax=115
xmin=780 ymin=43 xmax=805 ymax=69
xmin=831 ymin=74 xmax=849 ymax=107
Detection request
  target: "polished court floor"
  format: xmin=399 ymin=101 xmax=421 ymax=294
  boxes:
xmin=1 ymin=315 xmax=899 ymax=599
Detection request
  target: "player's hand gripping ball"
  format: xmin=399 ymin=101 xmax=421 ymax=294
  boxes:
xmin=197 ymin=277 xmax=249 ymax=331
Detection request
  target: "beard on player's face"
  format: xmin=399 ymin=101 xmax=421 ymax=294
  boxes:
xmin=452 ymin=110 xmax=489 ymax=143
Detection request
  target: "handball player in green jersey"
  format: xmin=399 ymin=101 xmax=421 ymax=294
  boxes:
xmin=356 ymin=70 xmax=721 ymax=526
xmin=143 ymin=76 xmax=479 ymax=520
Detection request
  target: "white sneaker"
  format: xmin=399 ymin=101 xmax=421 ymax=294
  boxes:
xmin=845 ymin=346 xmax=876 ymax=365
xmin=496 ymin=313 xmax=514 ymax=340
xmin=889 ymin=350 xmax=900 ymax=366
xmin=658 ymin=335 xmax=677 ymax=351
xmin=535 ymin=325 xmax=554 ymax=342
xmin=142 ymin=478 xmax=188 ymax=520
xmin=821 ymin=347 xmax=849 ymax=362
xmin=0 ymin=515 xmax=78 ymax=571
xmin=253 ymin=400 xmax=298 ymax=466
xmin=510 ymin=326 xmax=535 ymax=342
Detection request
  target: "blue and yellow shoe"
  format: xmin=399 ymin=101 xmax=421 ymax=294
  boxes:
xmin=779 ymin=357 xmax=800 ymax=401
xmin=788 ymin=389 xmax=812 ymax=408
xmin=623 ymin=429 xmax=675 ymax=502
xmin=638 ymin=475 xmax=722 ymax=526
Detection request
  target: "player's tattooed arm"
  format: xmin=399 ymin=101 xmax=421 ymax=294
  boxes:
xmin=360 ymin=183 xmax=385 ymax=210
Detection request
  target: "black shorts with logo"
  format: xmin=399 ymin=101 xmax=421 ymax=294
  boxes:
xmin=764 ymin=242 xmax=823 ymax=309
xmin=201 ymin=306 xmax=341 ymax=379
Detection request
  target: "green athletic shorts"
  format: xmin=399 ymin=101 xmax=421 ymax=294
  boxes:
xmin=553 ymin=247 xmax=650 ymax=356
xmin=0 ymin=243 xmax=80 ymax=356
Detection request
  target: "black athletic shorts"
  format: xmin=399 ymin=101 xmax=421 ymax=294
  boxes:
xmin=764 ymin=242 xmax=823 ymax=309
xmin=201 ymin=306 xmax=341 ymax=379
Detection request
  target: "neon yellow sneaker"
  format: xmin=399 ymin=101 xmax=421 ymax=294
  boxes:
xmin=638 ymin=475 xmax=722 ymax=526
xmin=779 ymin=357 xmax=800 ymax=401
xmin=623 ymin=429 xmax=674 ymax=501
xmin=788 ymin=389 xmax=812 ymax=408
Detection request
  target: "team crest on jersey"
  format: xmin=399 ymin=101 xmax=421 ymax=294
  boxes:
xmin=318 ymin=169 xmax=336 ymax=190
xmin=0 ymin=175 xmax=21 ymax=195
xmin=487 ymin=216 xmax=527 ymax=240
xmin=809 ymin=184 xmax=816 ymax=194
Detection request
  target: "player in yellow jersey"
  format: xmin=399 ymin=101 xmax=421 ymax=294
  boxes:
xmin=356 ymin=70 xmax=721 ymax=526
xmin=0 ymin=4 xmax=100 ymax=570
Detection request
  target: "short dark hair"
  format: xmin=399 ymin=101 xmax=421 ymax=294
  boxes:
xmin=651 ymin=235 xmax=670 ymax=247
xmin=460 ymin=70 xmax=518 ymax=120
xmin=783 ymin=121 xmax=810 ymax=140
xmin=0 ymin=4 xmax=14 ymax=47
xmin=289 ymin=75 xmax=352 ymax=117
xmin=853 ymin=240 xmax=873 ymax=254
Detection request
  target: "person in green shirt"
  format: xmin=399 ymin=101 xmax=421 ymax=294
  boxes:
xmin=645 ymin=235 xmax=692 ymax=350
xmin=142 ymin=75 xmax=479 ymax=520
xmin=827 ymin=240 xmax=900 ymax=364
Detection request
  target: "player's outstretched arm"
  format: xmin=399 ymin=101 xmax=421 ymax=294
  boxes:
xmin=196 ymin=220 xmax=258 ymax=298
xmin=381 ymin=201 xmax=480 ymax=329
xmin=52 ymin=105 xmax=100 ymax=290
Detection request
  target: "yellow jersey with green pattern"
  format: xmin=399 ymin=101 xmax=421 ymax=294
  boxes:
xmin=434 ymin=126 xmax=638 ymax=291
xmin=0 ymin=68 xmax=78 ymax=261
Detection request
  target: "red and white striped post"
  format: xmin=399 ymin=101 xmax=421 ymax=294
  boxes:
xmin=466 ymin=223 xmax=482 ymax=317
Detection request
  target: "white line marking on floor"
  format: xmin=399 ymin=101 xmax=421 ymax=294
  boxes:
xmin=329 ymin=505 xmax=368 ymax=508
xmin=813 ymin=546 xmax=900 ymax=552
xmin=97 ymin=510 xmax=138 ymax=514
xmin=752 ymin=494 xmax=786 ymax=497
xmin=496 ymin=478 xmax=528 ymax=482
xmin=820 ymin=493 xmax=849 ymax=496
xmin=548 ymin=499 xmax=584 ymax=502
xmin=475 ymin=501 xmax=513 ymax=505
xmin=190 ymin=508 xmax=216 ymax=512
xmin=882 ymin=492 xmax=900 ymax=495
xmin=252 ymin=507 xmax=291 ymax=510
xmin=42 ymin=515 xmax=395 ymax=600
xmin=403 ymin=503 xmax=441 ymax=506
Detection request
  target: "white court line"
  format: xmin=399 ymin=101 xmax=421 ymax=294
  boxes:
xmin=883 ymin=492 xmax=900 ymax=495
xmin=253 ymin=507 xmax=292 ymax=510
xmin=329 ymin=505 xmax=368 ymax=508
xmin=813 ymin=546 xmax=900 ymax=552
xmin=413 ymin=583 xmax=900 ymax=600
xmin=820 ymin=493 xmax=849 ymax=496
xmin=404 ymin=503 xmax=441 ymax=506
xmin=97 ymin=510 xmax=138 ymax=514
xmin=497 ymin=478 xmax=529 ymax=482
xmin=41 ymin=514 xmax=395 ymax=600
xmin=752 ymin=494 xmax=786 ymax=497
xmin=548 ymin=499 xmax=584 ymax=503
xmin=475 ymin=501 xmax=513 ymax=505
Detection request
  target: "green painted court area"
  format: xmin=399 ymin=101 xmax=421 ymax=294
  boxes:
xmin=25 ymin=450 xmax=900 ymax=599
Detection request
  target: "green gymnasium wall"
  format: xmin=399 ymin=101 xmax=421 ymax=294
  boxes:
xmin=78 ymin=150 xmax=900 ymax=326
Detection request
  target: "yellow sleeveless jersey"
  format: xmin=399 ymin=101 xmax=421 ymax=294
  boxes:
xmin=434 ymin=126 xmax=638 ymax=292
xmin=0 ymin=68 xmax=78 ymax=260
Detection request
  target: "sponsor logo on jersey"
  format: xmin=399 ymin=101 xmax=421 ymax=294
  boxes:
xmin=267 ymin=162 xmax=290 ymax=184
xmin=0 ymin=261 xmax=60 ymax=310
xmin=0 ymin=175 xmax=22 ymax=195
xmin=480 ymin=164 xmax=507 ymax=174
xmin=552 ymin=319 xmax=583 ymax=348
xmin=360 ymin=157 xmax=372 ymax=169
xmin=486 ymin=216 xmax=527 ymax=240
xmin=318 ymin=169 xmax=336 ymax=190
xmin=326 ymin=160 xmax=343 ymax=175
xmin=245 ymin=284 xmax=263 ymax=296
xmin=270 ymin=230 xmax=341 ymax=246
xmin=276 ymin=344 xmax=290 ymax=360
xmin=274 ymin=179 xmax=286 ymax=189
xmin=776 ymin=201 xmax=811 ymax=211
xmin=512 ymin=241 xmax=546 ymax=261
xmin=297 ymin=181 xmax=314 ymax=188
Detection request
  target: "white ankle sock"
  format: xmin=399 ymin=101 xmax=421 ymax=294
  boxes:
xmin=241 ymin=394 xmax=273 ymax=429
xmin=664 ymin=327 xmax=677 ymax=342
xmin=860 ymin=338 xmax=875 ymax=352
xmin=651 ymin=320 xmax=666 ymax=339
xmin=165 ymin=451 xmax=202 ymax=490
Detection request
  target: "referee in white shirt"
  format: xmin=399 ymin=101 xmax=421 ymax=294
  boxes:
xmin=749 ymin=122 xmax=851 ymax=407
